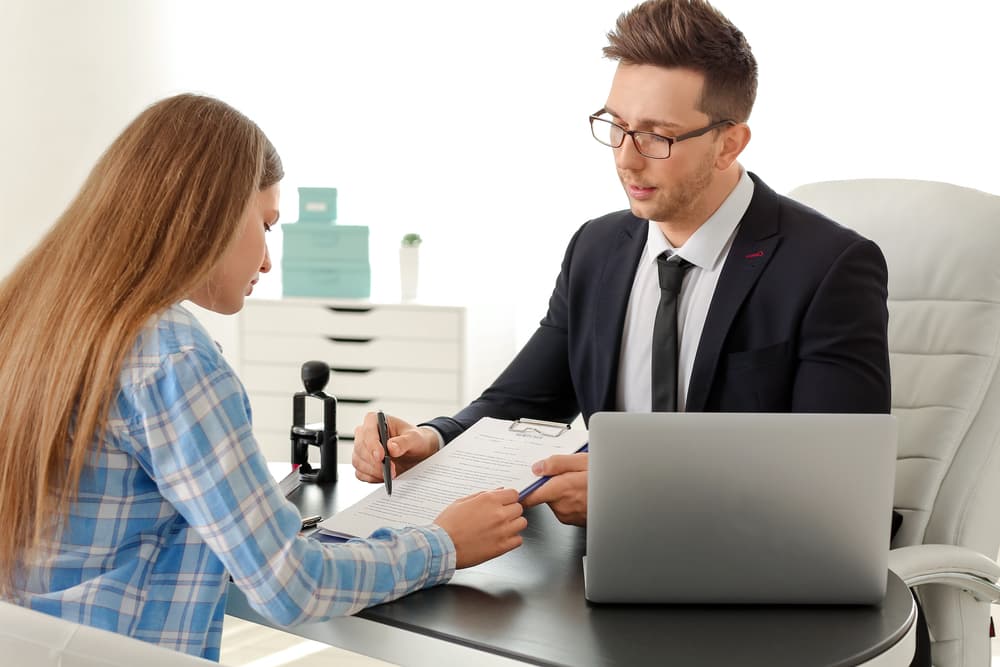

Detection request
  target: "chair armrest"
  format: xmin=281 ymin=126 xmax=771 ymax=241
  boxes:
xmin=889 ymin=544 xmax=1000 ymax=602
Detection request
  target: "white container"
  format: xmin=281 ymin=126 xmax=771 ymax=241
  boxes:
xmin=399 ymin=245 xmax=419 ymax=301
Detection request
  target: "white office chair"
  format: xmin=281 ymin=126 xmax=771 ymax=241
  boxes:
xmin=788 ymin=179 xmax=1000 ymax=667
xmin=0 ymin=599 xmax=220 ymax=667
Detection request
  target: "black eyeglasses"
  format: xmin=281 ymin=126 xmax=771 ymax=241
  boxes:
xmin=589 ymin=109 xmax=735 ymax=159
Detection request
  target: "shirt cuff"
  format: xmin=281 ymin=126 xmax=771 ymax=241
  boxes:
xmin=418 ymin=425 xmax=445 ymax=451
xmin=411 ymin=524 xmax=457 ymax=585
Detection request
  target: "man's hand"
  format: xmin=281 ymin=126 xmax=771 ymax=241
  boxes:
xmin=434 ymin=488 xmax=527 ymax=568
xmin=521 ymin=452 xmax=589 ymax=526
xmin=351 ymin=412 xmax=439 ymax=483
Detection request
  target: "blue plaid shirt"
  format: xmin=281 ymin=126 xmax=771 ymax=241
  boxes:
xmin=20 ymin=304 xmax=455 ymax=660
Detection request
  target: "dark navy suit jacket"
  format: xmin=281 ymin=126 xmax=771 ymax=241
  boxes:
xmin=426 ymin=173 xmax=891 ymax=442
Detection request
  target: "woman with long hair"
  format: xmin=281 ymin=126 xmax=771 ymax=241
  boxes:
xmin=0 ymin=93 xmax=526 ymax=660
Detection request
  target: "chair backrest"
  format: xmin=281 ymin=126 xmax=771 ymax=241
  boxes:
xmin=787 ymin=179 xmax=1000 ymax=557
xmin=0 ymin=599 xmax=219 ymax=667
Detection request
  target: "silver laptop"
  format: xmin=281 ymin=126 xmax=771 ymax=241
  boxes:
xmin=584 ymin=412 xmax=897 ymax=604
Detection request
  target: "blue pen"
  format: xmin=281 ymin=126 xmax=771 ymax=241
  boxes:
xmin=518 ymin=443 xmax=588 ymax=502
xmin=377 ymin=409 xmax=392 ymax=495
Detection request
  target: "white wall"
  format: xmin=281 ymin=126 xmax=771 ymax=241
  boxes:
xmin=0 ymin=1 xmax=175 ymax=272
xmin=3 ymin=0 xmax=998 ymax=365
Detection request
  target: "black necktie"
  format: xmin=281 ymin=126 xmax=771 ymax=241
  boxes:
xmin=652 ymin=253 xmax=693 ymax=411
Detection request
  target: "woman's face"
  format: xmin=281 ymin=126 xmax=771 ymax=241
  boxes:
xmin=189 ymin=183 xmax=280 ymax=315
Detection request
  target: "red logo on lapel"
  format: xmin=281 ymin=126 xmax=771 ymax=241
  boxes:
xmin=745 ymin=250 xmax=765 ymax=259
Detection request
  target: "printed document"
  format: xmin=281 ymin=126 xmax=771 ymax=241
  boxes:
xmin=317 ymin=417 xmax=588 ymax=539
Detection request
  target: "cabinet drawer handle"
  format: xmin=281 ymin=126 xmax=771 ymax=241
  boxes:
xmin=337 ymin=397 xmax=375 ymax=405
xmin=330 ymin=368 xmax=374 ymax=374
xmin=326 ymin=306 xmax=373 ymax=314
xmin=326 ymin=336 xmax=373 ymax=344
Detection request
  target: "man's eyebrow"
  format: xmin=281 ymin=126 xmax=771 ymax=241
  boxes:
xmin=602 ymin=105 xmax=683 ymax=131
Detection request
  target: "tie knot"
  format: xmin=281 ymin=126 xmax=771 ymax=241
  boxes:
xmin=656 ymin=253 xmax=693 ymax=294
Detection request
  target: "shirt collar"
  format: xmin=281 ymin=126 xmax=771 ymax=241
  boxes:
xmin=645 ymin=169 xmax=755 ymax=270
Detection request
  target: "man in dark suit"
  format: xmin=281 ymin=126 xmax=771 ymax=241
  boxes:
xmin=351 ymin=0 xmax=890 ymax=527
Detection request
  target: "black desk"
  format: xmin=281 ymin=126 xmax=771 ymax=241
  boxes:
xmin=227 ymin=464 xmax=916 ymax=666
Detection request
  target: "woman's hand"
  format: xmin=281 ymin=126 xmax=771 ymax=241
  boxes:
xmin=434 ymin=488 xmax=527 ymax=568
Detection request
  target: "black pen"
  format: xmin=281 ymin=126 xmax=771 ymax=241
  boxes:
xmin=377 ymin=409 xmax=392 ymax=495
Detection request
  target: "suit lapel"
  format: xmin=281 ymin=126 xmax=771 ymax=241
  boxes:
xmin=594 ymin=215 xmax=647 ymax=413
xmin=686 ymin=174 xmax=783 ymax=412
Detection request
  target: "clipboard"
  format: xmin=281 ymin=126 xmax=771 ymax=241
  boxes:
xmin=507 ymin=418 xmax=572 ymax=437
xmin=316 ymin=416 xmax=589 ymax=540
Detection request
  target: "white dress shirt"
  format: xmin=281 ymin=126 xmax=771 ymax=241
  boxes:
xmin=616 ymin=170 xmax=754 ymax=412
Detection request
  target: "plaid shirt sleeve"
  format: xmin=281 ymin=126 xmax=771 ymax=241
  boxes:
xmin=120 ymin=344 xmax=455 ymax=626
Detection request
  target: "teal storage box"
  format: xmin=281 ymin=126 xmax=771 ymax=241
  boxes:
xmin=282 ymin=224 xmax=369 ymax=263
xmin=297 ymin=187 xmax=338 ymax=223
xmin=282 ymin=259 xmax=371 ymax=299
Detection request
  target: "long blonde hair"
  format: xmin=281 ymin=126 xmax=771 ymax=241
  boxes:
xmin=0 ymin=94 xmax=283 ymax=595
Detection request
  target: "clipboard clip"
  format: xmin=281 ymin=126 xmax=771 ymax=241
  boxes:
xmin=508 ymin=418 xmax=570 ymax=437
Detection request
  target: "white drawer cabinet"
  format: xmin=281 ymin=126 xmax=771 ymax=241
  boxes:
xmin=240 ymin=298 xmax=467 ymax=462
xmin=243 ymin=334 xmax=460 ymax=370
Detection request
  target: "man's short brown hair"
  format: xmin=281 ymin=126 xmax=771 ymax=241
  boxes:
xmin=604 ymin=0 xmax=758 ymax=123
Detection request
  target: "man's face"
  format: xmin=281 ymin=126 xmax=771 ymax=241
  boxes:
xmin=189 ymin=183 xmax=281 ymax=315
xmin=603 ymin=64 xmax=723 ymax=225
